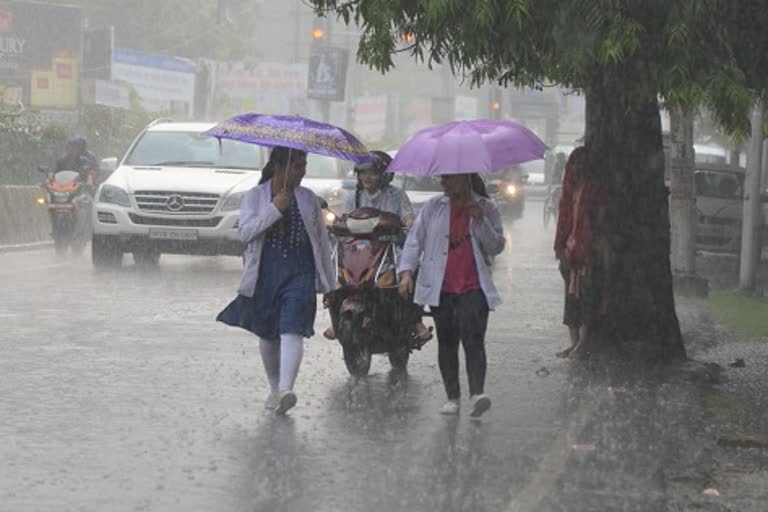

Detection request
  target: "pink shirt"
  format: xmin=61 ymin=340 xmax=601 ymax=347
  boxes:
xmin=442 ymin=206 xmax=481 ymax=294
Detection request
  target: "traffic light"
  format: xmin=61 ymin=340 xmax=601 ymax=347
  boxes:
xmin=490 ymin=88 xmax=502 ymax=119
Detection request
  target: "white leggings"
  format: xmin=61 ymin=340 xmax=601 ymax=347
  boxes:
xmin=259 ymin=334 xmax=304 ymax=392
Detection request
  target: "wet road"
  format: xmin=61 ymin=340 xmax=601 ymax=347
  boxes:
xmin=1 ymin=201 xmax=716 ymax=511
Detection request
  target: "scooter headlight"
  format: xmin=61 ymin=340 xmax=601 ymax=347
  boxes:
xmin=99 ymin=185 xmax=131 ymax=207
xmin=505 ymin=184 xmax=518 ymax=197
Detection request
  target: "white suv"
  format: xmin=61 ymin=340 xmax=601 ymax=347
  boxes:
xmin=91 ymin=121 xmax=267 ymax=268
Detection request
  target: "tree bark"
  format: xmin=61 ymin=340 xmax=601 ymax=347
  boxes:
xmin=584 ymin=84 xmax=687 ymax=362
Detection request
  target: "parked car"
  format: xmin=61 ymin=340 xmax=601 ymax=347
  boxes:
xmin=302 ymin=153 xmax=353 ymax=214
xmin=694 ymin=164 xmax=746 ymax=253
xmin=91 ymin=120 xmax=268 ymax=268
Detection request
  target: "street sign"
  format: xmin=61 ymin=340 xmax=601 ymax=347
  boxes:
xmin=307 ymin=46 xmax=348 ymax=102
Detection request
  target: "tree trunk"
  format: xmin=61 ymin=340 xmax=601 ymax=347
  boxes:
xmin=584 ymin=85 xmax=687 ymax=362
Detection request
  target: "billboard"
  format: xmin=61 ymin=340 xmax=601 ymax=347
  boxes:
xmin=214 ymin=61 xmax=308 ymax=118
xmin=112 ymin=48 xmax=196 ymax=115
xmin=307 ymin=46 xmax=348 ymax=102
xmin=0 ymin=1 xmax=81 ymax=110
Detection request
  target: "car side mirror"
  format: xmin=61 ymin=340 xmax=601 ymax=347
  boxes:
xmin=100 ymin=157 xmax=118 ymax=174
xmin=486 ymin=183 xmax=500 ymax=195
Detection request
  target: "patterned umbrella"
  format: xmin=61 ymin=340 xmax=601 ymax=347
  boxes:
xmin=204 ymin=113 xmax=374 ymax=165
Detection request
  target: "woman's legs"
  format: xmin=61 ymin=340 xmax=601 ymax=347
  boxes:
xmin=259 ymin=338 xmax=280 ymax=392
xmin=455 ymin=290 xmax=490 ymax=398
xmin=278 ymin=333 xmax=304 ymax=391
xmin=431 ymin=294 xmax=461 ymax=401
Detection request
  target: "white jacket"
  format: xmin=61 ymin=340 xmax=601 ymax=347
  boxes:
xmin=398 ymin=194 xmax=505 ymax=308
xmin=237 ymin=181 xmax=335 ymax=297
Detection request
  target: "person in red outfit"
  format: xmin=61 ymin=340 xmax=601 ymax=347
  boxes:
xmin=553 ymin=147 xmax=610 ymax=358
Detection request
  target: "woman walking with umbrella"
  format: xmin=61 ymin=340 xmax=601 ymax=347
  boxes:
xmin=209 ymin=114 xmax=374 ymax=415
xmin=392 ymin=120 xmax=545 ymax=417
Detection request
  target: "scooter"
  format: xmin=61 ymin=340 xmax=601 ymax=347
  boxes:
xmin=38 ymin=167 xmax=92 ymax=255
xmin=326 ymin=207 xmax=415 ymax=377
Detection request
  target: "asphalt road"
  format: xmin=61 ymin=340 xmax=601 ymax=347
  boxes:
xmin=0 ymin=200 xmax=728 ymax=512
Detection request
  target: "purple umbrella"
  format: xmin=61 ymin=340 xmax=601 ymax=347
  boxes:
xmin=204 ymin=113 xmax=374 ymax=165
xmin=388 ymin=120 xmax=546 ymax=175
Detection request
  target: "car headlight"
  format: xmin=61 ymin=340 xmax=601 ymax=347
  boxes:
xmin=220 ymin=192 xmax=245 ymax=212
xmin=99 ymin=185 xmax=131 ymax=207
xmin=505 ymin=184 xmax=518 ymax=197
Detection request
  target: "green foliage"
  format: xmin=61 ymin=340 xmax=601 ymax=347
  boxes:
xmin=0 ymin=104 xmax=152 ymax=185
xmin=309 ymin=0 xmax=768 ymax=136
xmin=709 ymin=289 xmax=768 ymax=338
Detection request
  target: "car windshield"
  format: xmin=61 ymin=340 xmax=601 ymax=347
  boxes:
xmin=695 ymin=171 xmax=744 ymax=199
xmin=305 ymin=154 xmax=349 ymax=179
xmin=125 ymin=131 xmax=265 ymax=169
xmin=402 ymin=175 xmax=442 ymax=192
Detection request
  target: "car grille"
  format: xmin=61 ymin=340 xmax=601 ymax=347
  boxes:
xmin=129 ymin=213 xmax=222 ymax=227
xmin=133 ymin=191 xmax=219 ymax=215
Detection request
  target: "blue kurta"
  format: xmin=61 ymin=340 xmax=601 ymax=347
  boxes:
xmin=217 ymin=197 xmax=317 ymax=340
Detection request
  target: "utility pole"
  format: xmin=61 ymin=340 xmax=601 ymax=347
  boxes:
xmin=739 ymin=102 xmax=764 ymax=291
xmin=669 ymin=108 xmax=707 ymax=296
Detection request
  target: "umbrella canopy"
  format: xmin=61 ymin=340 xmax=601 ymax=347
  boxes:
xmin=204 ymin=113 xmax=374 ymax=165
xmin=388 ymin=120 xmax=546 ymax=176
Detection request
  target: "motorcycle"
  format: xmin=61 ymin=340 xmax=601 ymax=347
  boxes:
xmin=326 ymin=207 xmax=416 ymax=377
xmin=37 ymin=167 xmax=92 ymax=255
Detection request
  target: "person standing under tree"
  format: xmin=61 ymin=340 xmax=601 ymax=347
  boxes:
xmin=553 ymin=147 xmax=610 ymax=358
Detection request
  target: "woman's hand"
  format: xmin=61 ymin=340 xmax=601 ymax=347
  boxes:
xmin=398 ymin=271 xmax=414 ymax=299
xmin=273 ymin=190 xmax=292 ymax=211
xmin=467 ymin=201 xmax=483 ymax=221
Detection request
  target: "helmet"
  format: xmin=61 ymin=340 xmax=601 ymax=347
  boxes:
xmin=67 ymin=135 xmax=87 ymax=150
xmin=354 ymin=150 xmax=394 ymax=186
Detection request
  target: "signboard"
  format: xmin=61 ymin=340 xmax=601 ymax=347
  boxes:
xmin=81 ymin=78 xmax=130 ymax=110
xmin=0 ymin=1 xmax=81 ymax=109
xmin=214 ymin=61 xmax=307 ymax=118
xmin=352 ymin=95 xmax=388 ymax=143
xmin=307 ymin=46 xmax=348 ymax=101
xmin=112 ymin=48 xmax=195 ymax=115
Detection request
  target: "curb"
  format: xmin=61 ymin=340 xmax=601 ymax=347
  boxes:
xmin=0 ymin=241 xmax=53 ymax=254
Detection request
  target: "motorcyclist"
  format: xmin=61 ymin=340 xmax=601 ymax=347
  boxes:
xmin=325 ymin=150 xmax=431 ymax=344
xmin=55 ymin=135 xmax=99 ymax=187
xmin=343 ymin=150 xmax=416 ymax=227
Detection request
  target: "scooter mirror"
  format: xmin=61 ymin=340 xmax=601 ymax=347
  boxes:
xmin=38 ymin=166 xmax=49 ymax=174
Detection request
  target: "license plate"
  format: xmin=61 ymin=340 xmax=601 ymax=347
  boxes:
xmin=148 ymin=228 xmax=198 ymax=241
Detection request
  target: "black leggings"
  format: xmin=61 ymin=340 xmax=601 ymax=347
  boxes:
xmin=430 ymin=290 xmax=490 ymax=400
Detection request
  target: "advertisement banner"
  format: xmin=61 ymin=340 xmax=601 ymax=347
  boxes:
xmin=307 ymin=46 xmax=348 ymax=101
xmin=0 ymin=1 xmax=81 ymax=110
xmin=214 ymin=61 xmax=308 ymax=118
xmin=112 ymin=48 xmax=196 ymax=115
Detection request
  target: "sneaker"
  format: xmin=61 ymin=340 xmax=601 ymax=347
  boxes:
xmin=275 ymin=390 xmax=298 ymax=415
xmin=264 ymin=392 xmax=279 ymax=410
xmin=470 ymin=394 xmax=491 ymax=418
xmin=439 ymin=399 xmax=460 ymax=415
